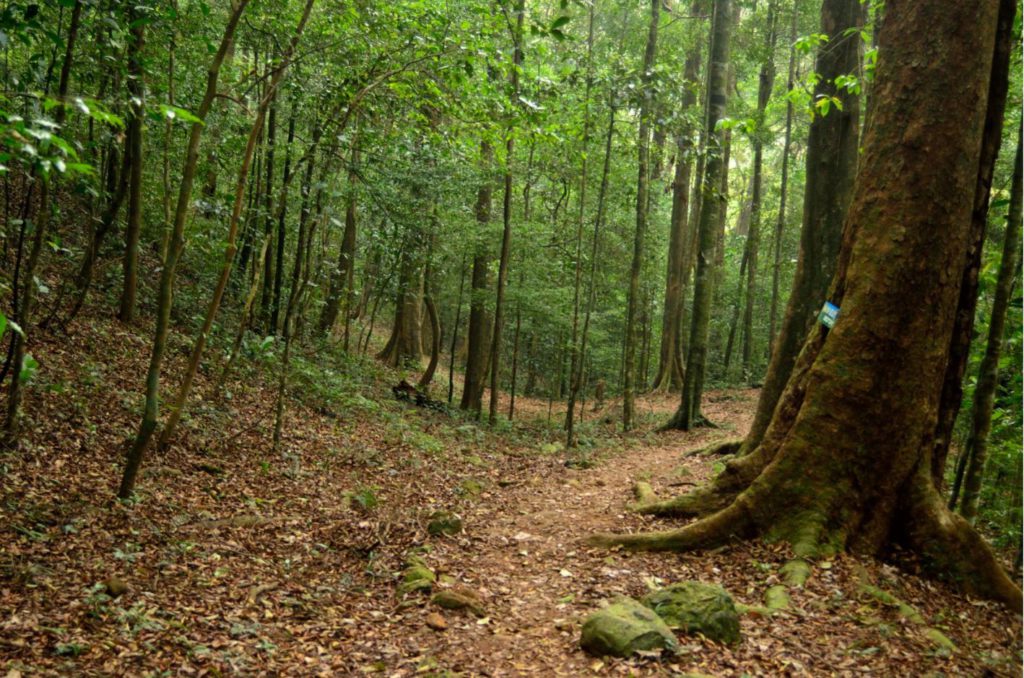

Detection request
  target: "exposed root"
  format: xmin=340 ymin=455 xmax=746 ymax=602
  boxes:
xmin=588 ymin=496 xmax=755 ymax=552
xmin=632 ymin=481 xmax=657 ymax=505
xmin=685 ymin=437 xmax=743 ymax=458
xmin=632 ymin=452 xmax=764 ymax=518
xmin=632 ymin=484 xmax=737 ymax=518
xmin=901 ymin=463 xmax=1022 ymax=610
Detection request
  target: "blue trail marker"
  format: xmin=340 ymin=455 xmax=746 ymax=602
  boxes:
xmin=819 ymin=301 xmax=840 ymax=329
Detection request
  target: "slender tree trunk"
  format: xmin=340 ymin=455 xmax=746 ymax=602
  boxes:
xmin=319 ymin=142 xmax=360 ymax=335
xmin=3 ymin=0 xmax=83 ymax=441
xmin=271 ymin=110 xmax=296 ymax=334
xmin=158 ymin=32 xmax=312 ymax=449
xmin=117 ymin=1 xmax=250 ymax=498
xmin=664 ymin=0 xmax=732 ymax=430
xmin=260 ymin=87 xmax=278 ymax=328
xmin=565 ymin=5 xmax=594 ymax=446
xmin=960 ymin=132 xmax=1022 ymax=522
xmin=741 ymin=1 xmax=779 ymax=380
xmin=461 ymin=142 xmax=493 ymax=415
xmin=448 ymin=256 xmax=466 ymax=405
xmin=488 ymin=4 xmax=525 ymax=425
xmin=768 ymin=3 xmax=798 ymax=353
xmin=623 ymin=0 xmax=660 ymax=431
xmin=577 ymin=103 xmax=616 ymax=422
xmin=117 ymin=10 xmax=146 ymax=323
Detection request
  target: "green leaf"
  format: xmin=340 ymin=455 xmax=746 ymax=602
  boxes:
xmin=550 ymin=16 xmax=570 ymax=31
xmin=19 ymin=354 xmax=38 ymax=384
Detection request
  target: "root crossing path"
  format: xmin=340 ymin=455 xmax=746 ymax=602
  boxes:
xmin=369 ymin=390 xmax=1017 ymax=676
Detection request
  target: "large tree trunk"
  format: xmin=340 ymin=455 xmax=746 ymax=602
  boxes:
xmin=960 ymin=132 xmax=1021 ymax=522
xmin=716 ymin=0 xmax=862 ymax=448
xmin=663 ymin=0 xmax=732 ymax=430
xmin=595 ymin=0 xmax=1021 ymax=610
xmin=377 ymin=240 xmax=424 ymax=368
xmin=622 ymin=0 xmax=660 ymax=431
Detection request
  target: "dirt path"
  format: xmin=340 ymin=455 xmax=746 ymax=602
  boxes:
xmin=357 ymin=390 xmax=1019 ymax=677
xmin=374 ymin=391 xmax=759 ymax=675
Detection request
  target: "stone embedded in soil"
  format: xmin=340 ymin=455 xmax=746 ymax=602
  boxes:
xmin=425 ymin=612 xmax=448 ymax=631
xmin=427 ymin=510 xmax=463 ymax=536
xmin=642 ymin=581 xmax=742 ymax=645
xmin=580 ymin=597 xmax=680 ymax=658
xmin=102 ymin=576 xmax=129 ymax=598
xmin=432 ymin=587 xmax=486 ymax=617
xmin=398 ymin=557 xmax=436 ymax=595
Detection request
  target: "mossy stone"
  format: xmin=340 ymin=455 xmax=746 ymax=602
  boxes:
xmin=642 ymin=581 xmax=741 ymax=645
xmin=427 ymin=510 xmax=463 ymax=536
xmin=579 ymin=597 xmax=679 ymax=658
xmin=398 ymin=557 xmax=436 ymax=595
xmin=432 ymin=588 xmax=486 ymax=617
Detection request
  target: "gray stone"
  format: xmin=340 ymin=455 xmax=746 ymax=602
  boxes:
xmin=642 ymin=581 xmax=741 ymax=645
xmin=580 ymin=597 xmax=679 ymax=658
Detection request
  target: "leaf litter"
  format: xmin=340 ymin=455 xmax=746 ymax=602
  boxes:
xmin=0 ymin=314 xmax=1020 ymax=676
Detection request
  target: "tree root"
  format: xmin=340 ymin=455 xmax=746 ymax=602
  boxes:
xmin=632 ymin=484 xmax=737 ymax=518
xmin=588 ymin=497 xmax=755 ymax=551
xmin=685 ymin=437 xmax=744 ymax=458
xmin=901 ymin=464 xmax=1023 ymax=610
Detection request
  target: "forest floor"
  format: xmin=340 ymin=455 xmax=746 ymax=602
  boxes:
xmin=0 ymin=313 xmax=1021 ymax=677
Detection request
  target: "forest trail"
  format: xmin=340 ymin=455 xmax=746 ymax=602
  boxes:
xmin=391 ymin=392 xmax=755 ymax=676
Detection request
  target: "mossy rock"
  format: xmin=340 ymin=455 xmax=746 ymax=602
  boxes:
xmin=432 ymin=587 xmax=486 ymax=617
xmin=427 ymin=511 xmax=463 ymax=536
xmin=580 ymin=597 xmax=679 ymax=658
xmin=398 ymin=557 xmax=436 ymax=595
xmin=642 ymin=581 xmax=741 ymax=645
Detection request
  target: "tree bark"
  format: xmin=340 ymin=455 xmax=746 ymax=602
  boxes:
xmin=117 ymin=6 xmax=145 ymax=322
xmin=319 ymin=142 xmax=360 ymax=336
xmin=741 ymin=0 xmax=779 ymax=381
xmin=598 ymin=0 xmax=1021 ymax=610
xmin=768 ymin=3 xmax=797 ymax=353
xmin=487 ymin=4 xmax=525 ymax=425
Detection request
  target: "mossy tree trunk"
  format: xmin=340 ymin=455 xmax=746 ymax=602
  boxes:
xmin=664 ymin=0 xmax=732 ymax=430
xmin=595 ymin=0 xmax=1022 ymax=610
